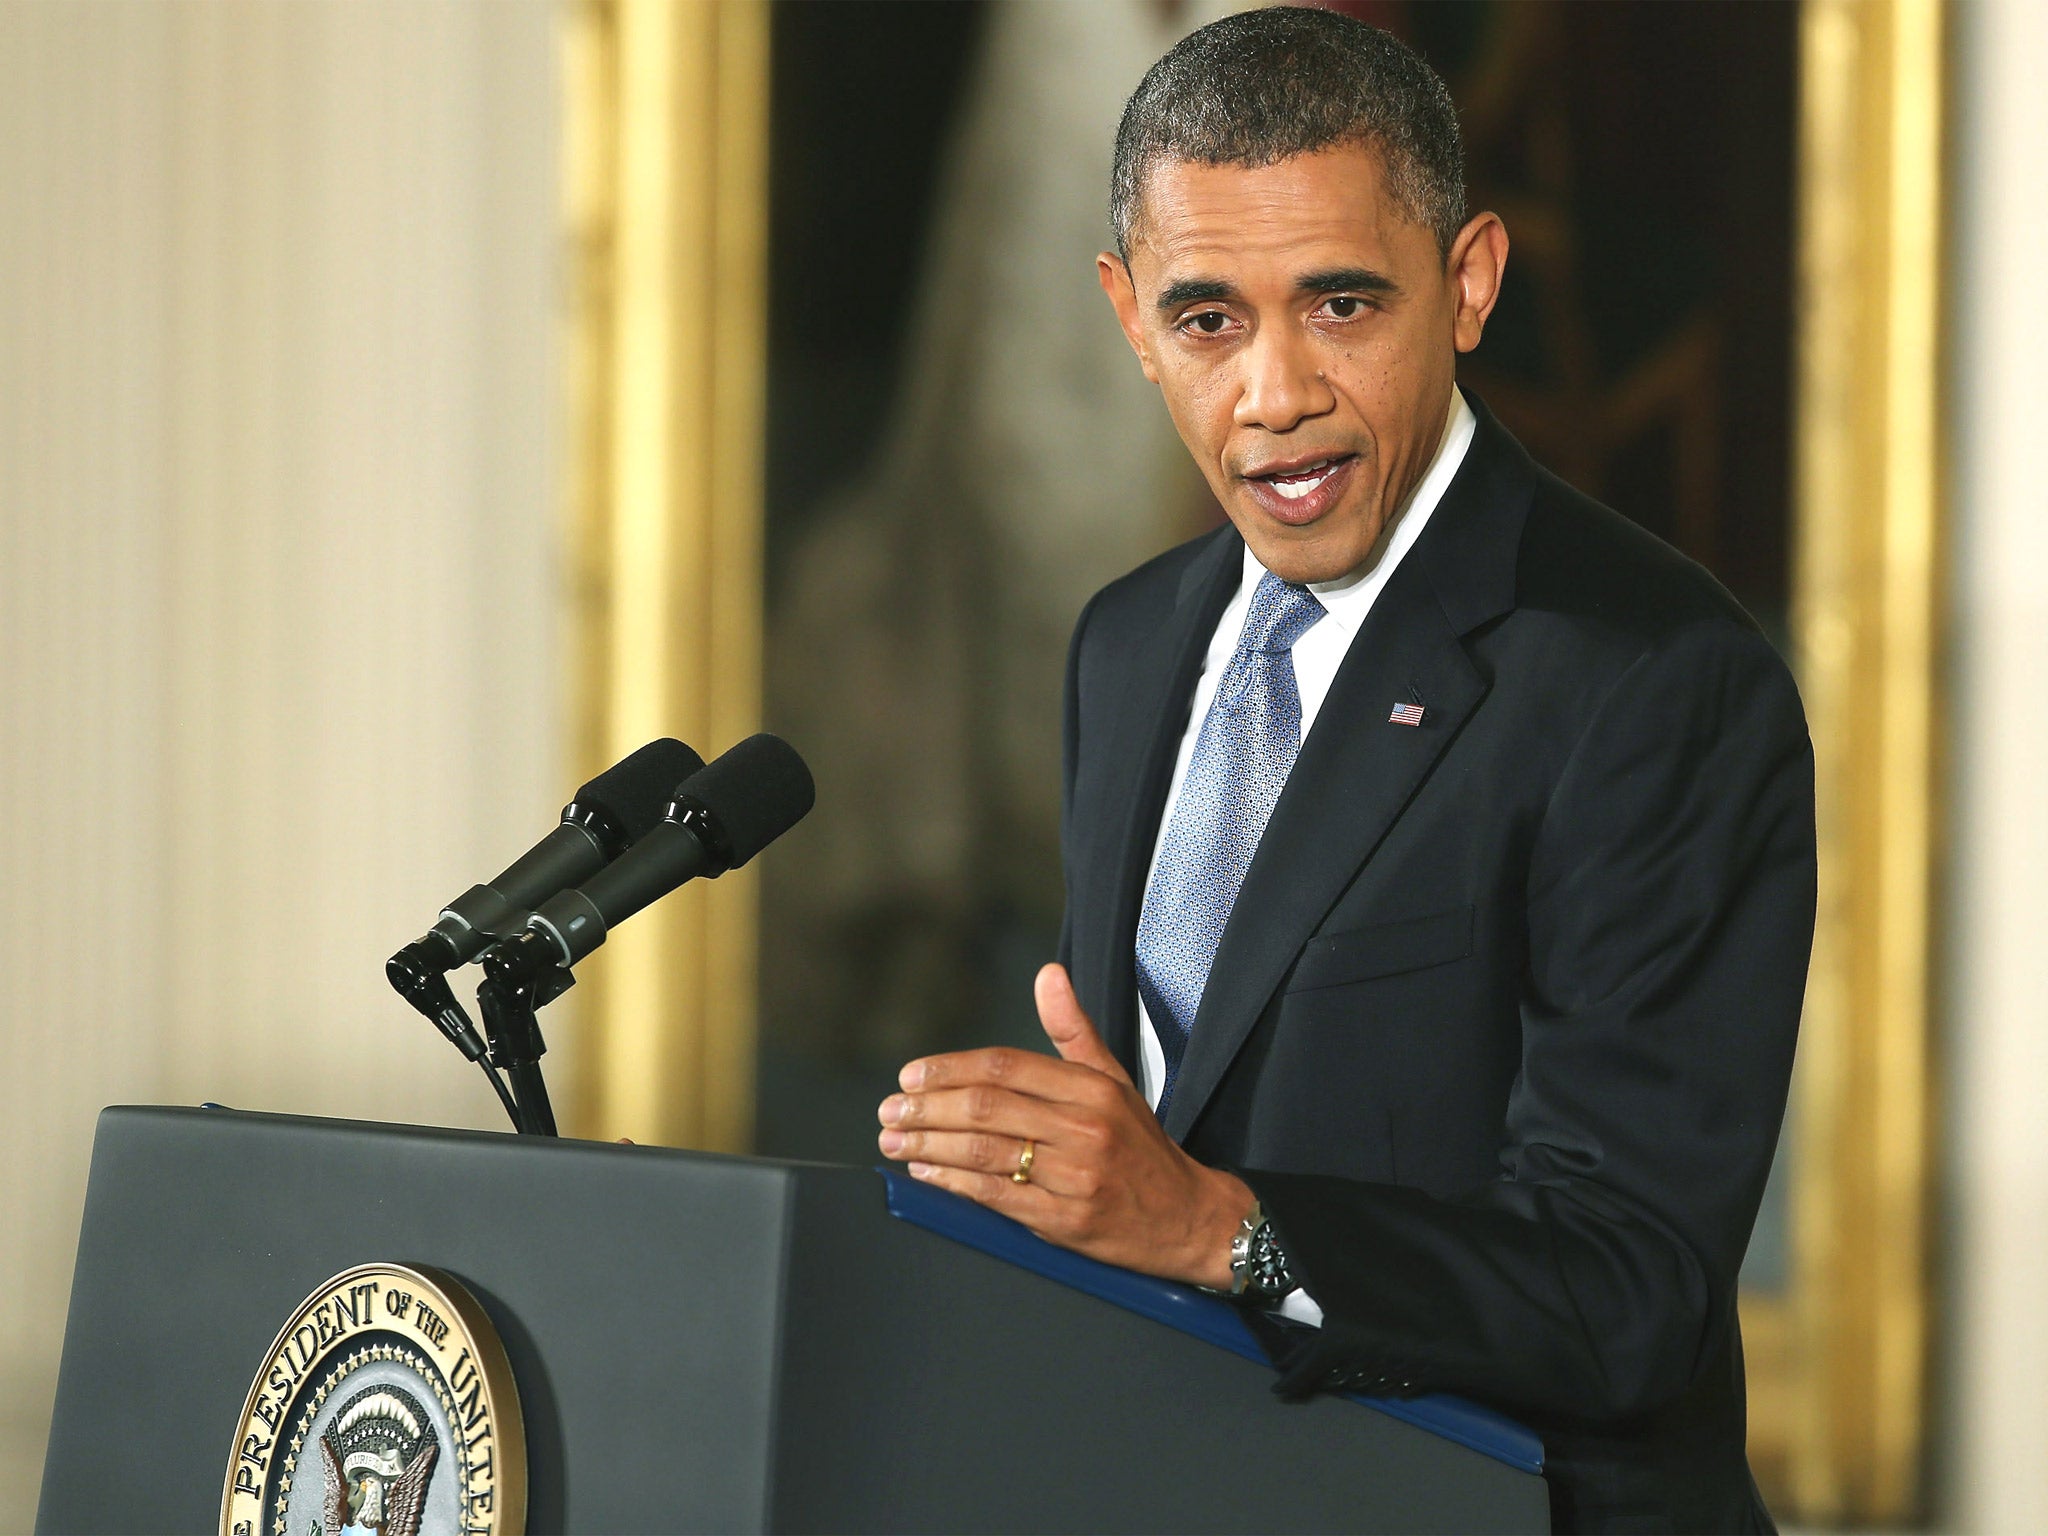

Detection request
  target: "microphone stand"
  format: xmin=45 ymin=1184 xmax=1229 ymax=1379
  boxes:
xmin=475 ymin=934 xmax=573 ymax=1136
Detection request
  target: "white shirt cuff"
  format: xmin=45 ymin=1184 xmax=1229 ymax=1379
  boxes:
xmin=1274 ymin=1287 xmax=1325 ymax=1327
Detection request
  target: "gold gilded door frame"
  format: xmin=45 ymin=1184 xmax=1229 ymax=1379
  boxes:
xmin=561 ymin=0 xmax=768 ymax=1150
xmin=1744 ymin=0 xmax=1943 ymax=1521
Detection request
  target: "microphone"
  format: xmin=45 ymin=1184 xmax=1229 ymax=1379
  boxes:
xmin=501 ymin=733 xmax=814 ymax=974
xmin=386 ymin=737 xmax=704 ymax=1055
xmin=407 ymin=737 xmax=705 ymax=966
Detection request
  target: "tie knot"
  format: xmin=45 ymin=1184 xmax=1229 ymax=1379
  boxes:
xmin=1242 ymin=569 xmax=1325 ymax=655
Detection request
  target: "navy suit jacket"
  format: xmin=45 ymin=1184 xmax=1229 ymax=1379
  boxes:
xmin=1057 ymin=399 xmax=1814 ymax=1534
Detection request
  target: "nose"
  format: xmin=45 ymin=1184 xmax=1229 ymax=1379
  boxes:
xmin=1234 ymin=325 xmax=1334 ymax=433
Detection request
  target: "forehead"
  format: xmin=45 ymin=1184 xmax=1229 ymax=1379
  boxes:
xmin=1129 ymin=144 xmax=1425 ymax=280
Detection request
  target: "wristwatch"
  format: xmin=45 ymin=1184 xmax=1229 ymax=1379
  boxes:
xmin=1228 ymin=1200 xmax=1296 ymax=1302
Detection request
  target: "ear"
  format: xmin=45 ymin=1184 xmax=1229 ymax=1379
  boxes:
xmin=1446 ymin=212 xmax=1509 ymax=354
xmin=1096 ymin=252 xmax=1159 ymax=383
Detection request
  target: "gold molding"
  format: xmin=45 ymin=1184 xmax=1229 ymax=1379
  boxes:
xmin=1746 ymin=0 xmax=1943 ymax=1520
xmin=562 ymin=0 xmax=768 ymax=1150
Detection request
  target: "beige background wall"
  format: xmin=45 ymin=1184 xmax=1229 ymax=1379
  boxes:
xmin=1942 ymin=0 xmax=2048 ymax=1529
xmin=0 ymin=3 xmax=562 ymax=1524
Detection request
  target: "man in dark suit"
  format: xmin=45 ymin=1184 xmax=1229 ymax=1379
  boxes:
xmin=876 ymin=11 xmax=1813 ymax=1531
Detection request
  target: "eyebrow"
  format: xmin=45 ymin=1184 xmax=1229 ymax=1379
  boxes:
xmin=1153 ymin=266 xmax=1400 ymax=312
xmin=1156 ymin=277 xmax=1233 ymax=311
xmin=1296 ymin=266 xmax=1399 ymax=297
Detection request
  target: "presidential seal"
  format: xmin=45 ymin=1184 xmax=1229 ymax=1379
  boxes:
xmin=221 ymin=1263 xmax=524 ymax=1536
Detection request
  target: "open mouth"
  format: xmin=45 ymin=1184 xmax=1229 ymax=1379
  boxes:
xmin=1255 ymin=454 xmax=1354 ymax=500
xmin=1243 ymin=451 xmax=1358 ymax=523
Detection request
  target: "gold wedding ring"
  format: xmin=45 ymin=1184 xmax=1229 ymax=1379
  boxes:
xmin=1012 ymin=1138 xmax=1036 ymax=1184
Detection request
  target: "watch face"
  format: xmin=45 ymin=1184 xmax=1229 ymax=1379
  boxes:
xmin=1247 ymin=1218 xmax=1293 ymax=1299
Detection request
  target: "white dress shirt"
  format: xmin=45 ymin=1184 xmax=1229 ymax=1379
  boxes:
xmin=1135 ymin=388 xmax=1478 ymax=1324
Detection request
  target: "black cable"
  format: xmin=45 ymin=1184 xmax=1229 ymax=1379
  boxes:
xmin=478 ymin=1058 xmax=521 ymax=1131
xmin=474 ymin=942 xmax=566 ymax=1137
xmin=506 ymin=1062 xmax=557 ymax=1136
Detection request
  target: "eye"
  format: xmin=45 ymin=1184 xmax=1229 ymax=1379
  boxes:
xmin=1182 ymin=309 xmax=1231 ymax=336
xmin=1323 ymin=295 xmax=1370 ymax=319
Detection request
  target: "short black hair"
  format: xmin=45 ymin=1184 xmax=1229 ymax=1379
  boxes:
xmin=1110 ymin=7 xmax=1466 ymax=260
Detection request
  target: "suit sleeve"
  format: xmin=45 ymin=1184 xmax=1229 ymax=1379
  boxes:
xmin=1243 ymin=620 xmax=1816 ymax=1420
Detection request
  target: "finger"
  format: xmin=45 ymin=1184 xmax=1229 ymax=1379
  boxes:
xmin=898 ymin=1043 xmax=1121 ymax=1107
xmin=1035 ymin=963 xmax=1134 ymax=1088
xmin=905 ymin=1160 xmax=1064 ymax=1229
xmin=880 ymin=1084 xmax=1090 ymax=1143
xmin=880 ymin=1128 xmax=1085 ymax=1194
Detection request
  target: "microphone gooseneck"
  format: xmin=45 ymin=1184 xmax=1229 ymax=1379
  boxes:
xmin=385 ymin=737 xmax=705 ymax=1126
xmin=401 ymin=734 xmax=811 ymax=1138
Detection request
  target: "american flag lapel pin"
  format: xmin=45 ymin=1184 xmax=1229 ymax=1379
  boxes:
xmin=1388 ymin=689 xmax=1426 ymax=727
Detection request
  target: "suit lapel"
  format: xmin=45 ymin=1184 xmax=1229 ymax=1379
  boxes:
xmin=1161 ymin=575 xmax=1486 ymax=1139
xmin=1160 ymin=399 xmax=1535 ymax=1141
xmin=1074 ymin=531 xmax=1242 ymax=1076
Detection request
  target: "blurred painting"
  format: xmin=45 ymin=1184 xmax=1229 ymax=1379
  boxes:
xmin=757 ymin=0 xmax=1795 ymax=1238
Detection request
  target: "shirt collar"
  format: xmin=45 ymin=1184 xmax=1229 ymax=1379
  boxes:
xmin=1241 ymin=386 xmax=1478 ymax=637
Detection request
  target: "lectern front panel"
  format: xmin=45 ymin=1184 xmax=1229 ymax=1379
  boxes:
xmin=39 ymin=1107 xmax=1548 ymax=1533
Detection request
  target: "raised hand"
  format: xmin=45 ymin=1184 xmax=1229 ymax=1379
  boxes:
xmin=878 ymin=962 xmax=1252 ymax=1288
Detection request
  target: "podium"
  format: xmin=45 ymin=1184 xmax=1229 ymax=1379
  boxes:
xmin=37 ymin=1106 xmax=1548 ymax=1533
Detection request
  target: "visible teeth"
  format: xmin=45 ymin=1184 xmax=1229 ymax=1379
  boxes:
xmin=1268 ymin=461 xmax=1336 ymax=499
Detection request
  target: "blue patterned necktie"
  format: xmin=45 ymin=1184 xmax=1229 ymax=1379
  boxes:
xmin=1136 ymin=570 xmax=1326 ymax=1114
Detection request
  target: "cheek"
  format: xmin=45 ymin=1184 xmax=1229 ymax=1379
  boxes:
xmin=1320 ymin=329 xmax=1404 ymax=398
xmin=1154 ymin=355 xmax=1237 ymax=460
xmin=1325 ymin=327 xmax=1444 ymax=432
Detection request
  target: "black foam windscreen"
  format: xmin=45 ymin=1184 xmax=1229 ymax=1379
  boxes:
xmin=678 ymin=734 xmax=815 ymax=867
xmin=574 ymin=737 xmax=703 ymax=842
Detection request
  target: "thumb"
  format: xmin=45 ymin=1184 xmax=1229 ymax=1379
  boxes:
xmin=1035 ymin=963 xmax=1133 ymax=1087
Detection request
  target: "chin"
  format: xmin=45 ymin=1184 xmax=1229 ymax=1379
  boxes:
xmin=1245 ymin=526 xmax=1380 ymax=586
xmin=1255 ymin=553 xmax=1330 ymax=585
xmin=1227 ymin=487 xmax=1387 ymax=580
